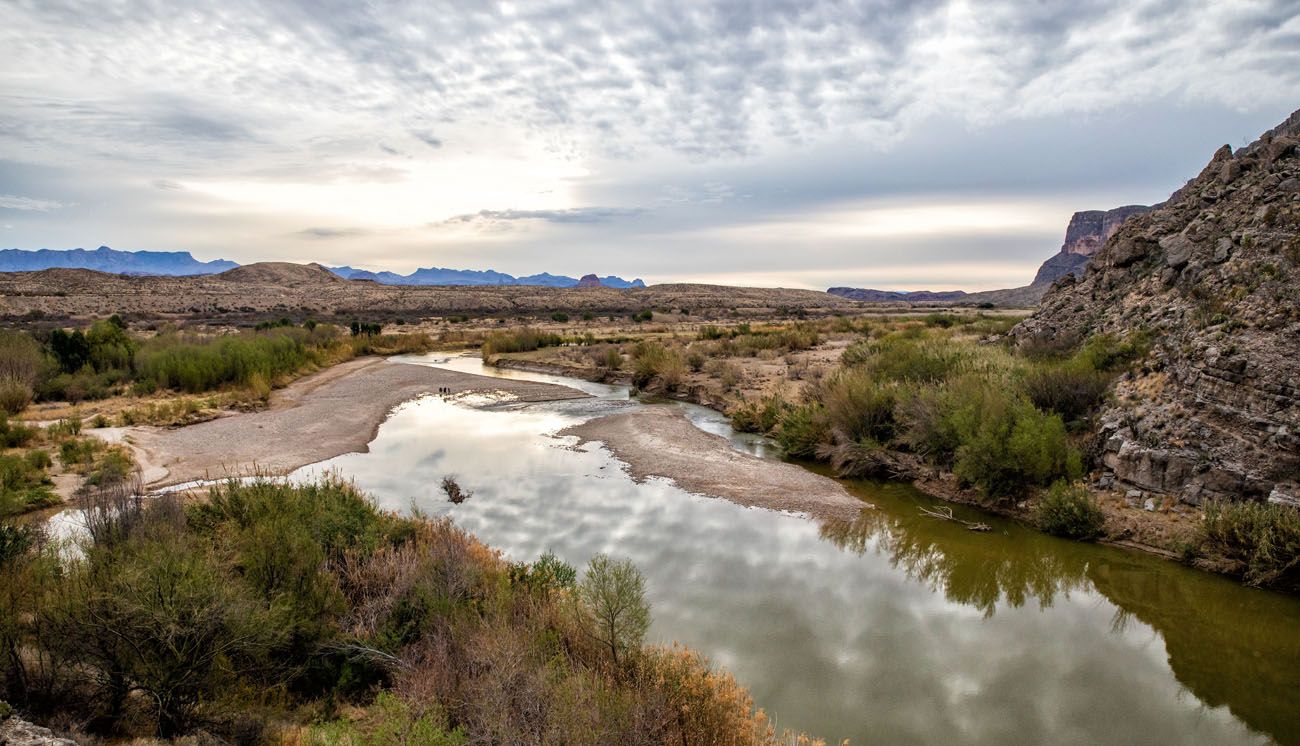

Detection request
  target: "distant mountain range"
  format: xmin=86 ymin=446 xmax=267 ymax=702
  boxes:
xmin=328 ymin=265 xmax=645 ymax=288
xmin=0 ymin=246 xmax=645 ymax=288
xmin=828 ymin=203 xmax=1152 ymax=306
xmin=0 ymin=246 xmax=237 ymax=275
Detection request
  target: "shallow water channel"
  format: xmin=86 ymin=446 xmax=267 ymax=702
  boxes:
xmin=183 ymin=354 xmax=1300 ymax=743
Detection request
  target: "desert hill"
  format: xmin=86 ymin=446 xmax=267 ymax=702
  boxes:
xmin=217 ymin=262 xmax=344 ymax=286
xmin=1014 ymin=107 xmax=1300 ymax=506
xmin=0 ymin=271 xmax=856 ymax=321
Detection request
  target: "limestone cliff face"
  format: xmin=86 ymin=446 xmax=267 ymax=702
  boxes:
xmin=1014 ymin=108 xmax=1300 ymax=506
xmin=1032 ymin=205 xmax=1151 ymax=285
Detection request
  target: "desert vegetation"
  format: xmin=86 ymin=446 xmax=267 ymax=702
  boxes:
xmin=1 ymin=316 xmax=434 ymax=409
xmin=0 ymin=477 xmax=828 ymax=744
xmin=725 ymin=315 xmax=1133 ymax=504
xmin=0 ymin=414 xmax=136 ymax=516
xmin=1199 ymin=500 xmax=1300 ymax=590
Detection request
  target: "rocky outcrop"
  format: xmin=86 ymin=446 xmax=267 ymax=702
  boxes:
xmin=0 ymin=708 xmax=77 ymax=745
xmin=575 ymin=273 xmax=603 ymax=288
xmin=1031 ymin=205 xmax=1151 ymax=285
xmin=1015 ymin=108 xmax=1300 ymax=506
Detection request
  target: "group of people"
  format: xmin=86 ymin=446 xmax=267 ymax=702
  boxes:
xmin=438 ymin=386 xmax=454 ymax=394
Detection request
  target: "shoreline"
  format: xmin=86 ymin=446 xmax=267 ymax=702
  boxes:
xmin=560 ymin=407 xmax=870 ymax=522
xmin=122 ymin=356 xmax=589 ymax=488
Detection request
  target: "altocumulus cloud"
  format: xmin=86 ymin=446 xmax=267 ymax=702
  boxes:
xmin=0 ymin=0 xmax=1297 ymax=286
xmin=443 ymin=207 xmax=648 ymax=225
xmin=0 ymin=194 xmax=66 ymax=211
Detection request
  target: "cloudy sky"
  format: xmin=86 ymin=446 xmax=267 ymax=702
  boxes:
xmin=2 ymin=0 xmax=1298 ymax=289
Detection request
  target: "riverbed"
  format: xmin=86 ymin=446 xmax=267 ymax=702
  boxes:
xmin=272 ymin=353 xmax=1300 ymax=746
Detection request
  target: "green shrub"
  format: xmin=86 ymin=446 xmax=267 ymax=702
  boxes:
xmin=1201 ymin=500 xmax=1300 ymax=588
xmin=0 ymin=416 xmax=37 ymax=448
xmin=308 ymin=691 xmax=466 ymax=745
xmin=1035 ymin=481 xmax=1106 ymax=540
xmin=817 ymin=371 xmax=900 ymax=445
xmin=550 ymin=312 xmax=570 ymax=322
xmin=952 ymin=391 xmax=1081 ymax=498
xmin=776 ymin=403 xmax=831 ymax=459
xmin=841 ymin=335 xmax=968 ymax=384
xmin=1075 ymin=332 xmax=1149 ymax=372
xmin=480 ymin=328 xmax=563 ymax=359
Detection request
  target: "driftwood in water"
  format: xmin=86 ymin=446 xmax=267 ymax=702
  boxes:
xmin=919 ymin=505 xmax=991 ymax=532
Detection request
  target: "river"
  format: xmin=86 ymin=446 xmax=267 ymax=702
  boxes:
xmin=115 ymin=354 xmax=1300 ymax=744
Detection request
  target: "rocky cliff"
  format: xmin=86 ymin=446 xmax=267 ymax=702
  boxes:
xmin=1031 ymin=205 xmax=1151 ymax=285
xmin=1014 ymin=108 xmax=1300 ymax=507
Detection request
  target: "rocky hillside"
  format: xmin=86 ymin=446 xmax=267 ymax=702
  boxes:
xmin=1014 ymin=108 xmax=1300 ymax=507
xmin=1031 ymin=205 xmax=1151 ymax=285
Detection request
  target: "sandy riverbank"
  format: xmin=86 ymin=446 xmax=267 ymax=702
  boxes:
xmin=124 ymin=356 xmax=589 ymax=487
xmin=561 ymin=406 xmax=870 ymax=521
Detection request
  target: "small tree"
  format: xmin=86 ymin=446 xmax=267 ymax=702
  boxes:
xmin=574 ymin=554 xmax=649 ymax=665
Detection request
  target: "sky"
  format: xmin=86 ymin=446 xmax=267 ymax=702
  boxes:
xmin=1 ymin=0 xmax=1298 ymax=290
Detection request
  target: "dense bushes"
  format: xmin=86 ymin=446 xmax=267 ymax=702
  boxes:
xmin=1034 ymin=481 xmax=1106 ymax=540
xmin=2 ymin=319 xmax=432 ymax=408
xmin=1201 ymin=500 xmax=1300 ymax=589
xmin=0 ymin=331 xmax=42 ymax=414
xmin=631 ymin=341 xmax=687 ymax=390
xmin=1 ymin=478 xmax=821 ymax=744
xmin=480 ymin=327 xmax=564 ymax=358
xmin=950 ymin=390 xmax=1080 ymax=497
xmin=760 ymin=328 xmax=1112 ymax=500
xmin=134 ymin=327 xmax=334 ymax=393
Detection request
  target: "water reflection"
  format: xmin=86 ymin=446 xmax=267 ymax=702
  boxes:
xmin=288 ymin=380 xmax=1298 ymax=746
xmin=820 ymin=501 xmax=1091 ymax=618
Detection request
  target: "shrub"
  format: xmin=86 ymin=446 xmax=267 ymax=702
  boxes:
xmin=308 ymin=691 xmax=466 ymax=745
xmin=0 ymin=377 xmax=32 ymax=415
xmin=480 ymin=328 xmax=563 ymax=359
xmin=776 ymin=403 xmax=830 ymax=459
xmin=550 ymin=312 xmax=570 ymax=322
xmin=730 ymin=394 xmax=787 ymax=434
xmin=601 ymin=347 xmax=623 ymax=370
xmin=841 ymin=335 xmax=968 ymax=384
xmin=573 ymin=554 xmax=649 ymax=665
xmin=952 ymin=390 xmax=1081 ymax=498
xmin=1075 ymin=332 xmax=1149 ymax=372
xmin=631 ymin=342 xmax=687 ymax=390
xmin=0 ymin=416 xmax=37 ymax=448
xmin=817 ymin=369 xmax=900 ymax=445
xmin=1035 ymin=481 xmax=1106 ymax=540
xmin=1201 ymin=500 xmax=1300 ymax=588
xmin=1020 ymin=363 xmax=1111 ymax=424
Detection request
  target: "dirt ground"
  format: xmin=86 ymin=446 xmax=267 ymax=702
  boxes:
xmin=561 ymin=406 xmax=870 ymax=522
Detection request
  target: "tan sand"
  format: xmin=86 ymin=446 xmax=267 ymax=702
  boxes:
xmin=126 ymin=357 xmax=588 ymax=487
xmin=561 ymin=407 xmax=870 ymax=521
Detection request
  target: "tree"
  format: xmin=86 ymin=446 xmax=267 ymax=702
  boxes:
xmin=574 ymin=554 xmax=649 ymax=665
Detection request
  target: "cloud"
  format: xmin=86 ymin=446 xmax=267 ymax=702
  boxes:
xmin=152 ymin=179 xmax=184 ymax=190
xmin=442 ymin=207 xmax=647 ymax=225
xmin=412 ymin=131 xmax=442 ymax=149
xmin=295 ymin=226 xmax=371 ymax=239
xmin=0 ymin=194 xmax=66 ymax=211
xmin=0 ymin=1 xmax=1296 ymax=287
